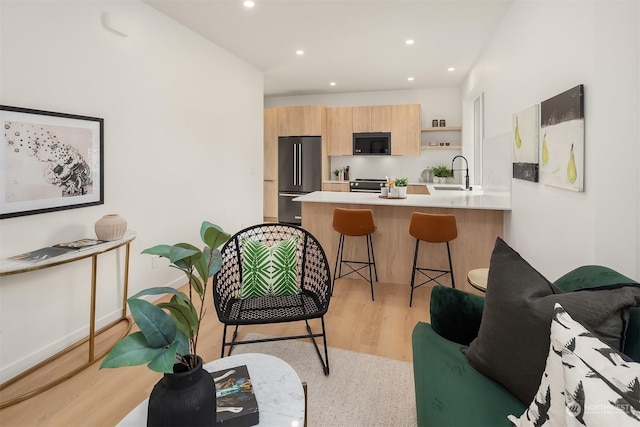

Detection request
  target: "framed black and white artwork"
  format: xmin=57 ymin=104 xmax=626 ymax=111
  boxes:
xmin=512 ymin=104 xmax=540 ymax=182
xmin=1 ymin=105 xmax=104 ymax=219
xmin=539 ymin=85 xmax=585 ymax=192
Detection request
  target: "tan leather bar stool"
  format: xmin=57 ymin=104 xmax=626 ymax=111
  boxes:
xmin=332 ymin=208 xmax=378 ymax=300
xmin=409 ymin=212 xmax=457 ymax=307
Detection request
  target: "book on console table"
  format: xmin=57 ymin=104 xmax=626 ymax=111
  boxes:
xmin=9 ymin=239 xmax=107 ymax=262
xmin=52 ymin=238 xmax=106 ymax=251
xmin=212 ymin=364 xmax=259 ymax=426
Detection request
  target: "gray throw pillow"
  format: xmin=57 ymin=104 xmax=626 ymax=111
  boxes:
xmin=465 ymin=238 xmax=640 ymax=405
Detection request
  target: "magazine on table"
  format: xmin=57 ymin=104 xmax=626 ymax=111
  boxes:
xmin=211 ymin=364 xmax=259 ymax=426
xmin=9 ymin=246 xmax=76 ymax=262
xmin=52 ymin=238 xmax=106 ymax=251
xmin=9 ymin=238 xmax=107 ymax=262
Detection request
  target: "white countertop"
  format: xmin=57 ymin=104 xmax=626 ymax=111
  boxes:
xmin=294 ymin=186 xmax=511 ymax=210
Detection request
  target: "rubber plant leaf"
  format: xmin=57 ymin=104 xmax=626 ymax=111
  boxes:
xmin=141 ymin=244 xmax=173 ymax=258
xmin=174 ymin=328 xmax=190 ymax=357
xmin=158 ymin=297 xmax=198 ymax=339
xmin=130 ymin=287 xmax=190 ymax=305
xmin=100 ymin=331 xmax=166 ymax=368
xmin=189 ymin=268 xmax=205 ymax=296
xmin=128 ymin=298 xmax=176 ymax=348
xmin=147 ymin=339 xmax=181 ymax=373
xmin=201 ymin=222 xmax=231 ymax=250
xmin=208 ymin=249 xmax=223 ymax=278
xmin=143 ymin=245 xmax=198 ymax=264
xmin=172 ymin=243 xmax=201 ymax=270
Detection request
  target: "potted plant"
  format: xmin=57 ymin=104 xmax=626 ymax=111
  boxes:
xmin=432 ymin=166 xmax=452 ymax=184
xmin=100 ymin=221 xmax=230 ymax=426
xmin=394 ymin=177 xmax=409 ymax=197
xmin=333 ymin=168 xmax=340 ymax=180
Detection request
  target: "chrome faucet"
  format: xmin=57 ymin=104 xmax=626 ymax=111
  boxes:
xmin=451 ymin=155 xmax=471 ymax=190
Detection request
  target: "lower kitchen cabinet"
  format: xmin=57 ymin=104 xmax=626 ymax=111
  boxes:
xmin=322 ymin=182 xmax=350 ymax=192
xmin=263 ymin=180 xmax=278 ymax=222
xmin=407 ymin=184 xmax=429 ymax=195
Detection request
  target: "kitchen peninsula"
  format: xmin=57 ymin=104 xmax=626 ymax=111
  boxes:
xmin=294 ymin=187 xmax=510 ymax=293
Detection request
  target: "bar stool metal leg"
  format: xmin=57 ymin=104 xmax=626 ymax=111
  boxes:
xmin=409 ymin=239 xmax=420 ymax=307
xmin=446 ymin=241 xmax=455 ymax=289
xmin=332 ymin=233 xmax=377 ymax=301
xmin=366 ymin=234 xmax=375 ymax=301
xmin=332 ymin=233 xmax=345 ymax=295
xmin=368 ymin=234 xmax=378 ymax=282
xmin=332 ymin=208 xmax=377 ymax=301
xmin=407 ymin=212 xmax=458 ymax=307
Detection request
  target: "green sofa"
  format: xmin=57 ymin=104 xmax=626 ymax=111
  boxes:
xmin=412 ymin=266 xmax=640 ymax=427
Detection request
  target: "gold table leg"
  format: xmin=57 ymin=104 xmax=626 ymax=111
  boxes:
xmin=0 ymin=241 xmax=134 ymax=409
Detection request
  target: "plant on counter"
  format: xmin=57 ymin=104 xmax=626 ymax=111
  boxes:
xmin=394 ymin=177 xmax=409 ymax=187
xmin=433 ymin=165 xmax=453 ymax=178
xmin=333 ymin=168 xmax=340 ymax=177
xmin=100 ymin=221 xmax=231 ymax=373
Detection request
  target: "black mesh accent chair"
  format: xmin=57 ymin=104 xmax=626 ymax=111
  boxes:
xmin=212 ymin=223 xmax=331 ymax=375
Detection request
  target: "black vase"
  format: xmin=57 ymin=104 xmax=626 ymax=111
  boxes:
xmin=147 ymin=356 xmax=216 ymax=427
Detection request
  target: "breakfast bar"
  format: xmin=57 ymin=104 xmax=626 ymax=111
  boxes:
xmin=295 ymin=187 xmax=510 ymax=294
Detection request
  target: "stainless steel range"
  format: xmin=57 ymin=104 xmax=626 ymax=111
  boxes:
xmin=349 ymin=178 xmax=386 ymax=193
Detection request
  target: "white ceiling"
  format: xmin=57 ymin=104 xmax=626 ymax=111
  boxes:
xmin=144 ymin=0 xmax=512 ymax=97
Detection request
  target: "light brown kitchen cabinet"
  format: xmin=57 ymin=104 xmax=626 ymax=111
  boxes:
xmin=322 ymin=182 xmax=350 ymax=192
xmin=276 ymin=105 xmax=324 ymax=136
xmin=264 ymin=108 xmax=278 ymax=181
xmin=407 ymin=184 xmax=429 ymax=195
xmin=391 ymin=104 xmax=421 ymax=156
xmin=326 ymin=107 xmax=353 ymax=156
xmin=263 ymin=180 xmax=278 ymax=222
xmin=352 ymin=106 xmax=391 ymax=132
xmin=263 ymin=108 xmax=279 ymax=222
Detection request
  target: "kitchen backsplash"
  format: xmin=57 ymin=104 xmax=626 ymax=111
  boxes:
xmin=330 ymin=149 xmax=464 ymax=184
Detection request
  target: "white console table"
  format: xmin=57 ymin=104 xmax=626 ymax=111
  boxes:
xmin=0 ymin=231 xmax=136 ymax=409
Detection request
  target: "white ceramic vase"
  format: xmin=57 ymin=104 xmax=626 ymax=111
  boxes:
xmin=95 ymin=214 xmax=127 ymax=241
xmin=397 ymin=186 xmax=407 ymax=197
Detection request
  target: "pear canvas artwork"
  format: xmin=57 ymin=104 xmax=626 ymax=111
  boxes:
xmin=539 ymin=85 xmax=584 ymax=192
xmin=512 ymin=105 xmax=540 ymax=182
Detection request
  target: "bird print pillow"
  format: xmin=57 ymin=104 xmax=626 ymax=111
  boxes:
xmin=508 ymin=303 xmax=640 ymax=426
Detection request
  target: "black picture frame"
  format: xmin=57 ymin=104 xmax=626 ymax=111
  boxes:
xmin=1 ymin=105 xmax=104 ymax=219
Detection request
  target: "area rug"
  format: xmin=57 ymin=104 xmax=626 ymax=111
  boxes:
xmin=231 ymin=333 xmax=417 ymax=426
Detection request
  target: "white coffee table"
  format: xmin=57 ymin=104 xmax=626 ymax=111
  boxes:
xmin=118 ymin=353 xmax=305 ymax=426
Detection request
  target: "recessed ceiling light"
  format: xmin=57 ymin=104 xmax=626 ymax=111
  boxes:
xmin=296 ymin=50 xmax=304 ymax=56
xmin=243 ymin=1 xmax=255 ymax=8
xmin=405 ymin=39 xmax=415 ymax=45
xmin=330 ymin=82 xmax=336 ymax=86
xmin=407 ymin=77 xmax=415 ymax=81
xmin=447 ymin=67 xmax=455 ymax=72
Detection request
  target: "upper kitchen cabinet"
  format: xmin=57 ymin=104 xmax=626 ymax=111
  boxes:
xmin=277 ymin=105 xmax=325 ymax=136
xmin=326 ymin=107 xmax=353 ymax=156
xmin=264 ymin=108 xmax=278 ymax=180
xmin=391 ymin=104 xmax=421 ymax=156
xmin=352 ymin=105 xmax=391 ymax=133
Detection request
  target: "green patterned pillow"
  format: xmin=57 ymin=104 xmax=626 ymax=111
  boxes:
xmin=238 ymin=237 xmax=300 ymax=299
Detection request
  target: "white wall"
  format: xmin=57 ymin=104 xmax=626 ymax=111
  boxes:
xmin=265 ymin=88 xmax=464 ymax=183
xmin=463 ymin=0 xmax=640 ymax=280
xmin=0 ymin=1 xmax=263 ymax=381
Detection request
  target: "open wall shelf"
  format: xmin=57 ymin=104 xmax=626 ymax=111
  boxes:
xmin=420 ymin=126 xmax=462 ymax=132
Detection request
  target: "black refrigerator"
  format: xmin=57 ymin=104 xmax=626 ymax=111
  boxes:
xmin=278 ymin=136 xmax=322 ymax=225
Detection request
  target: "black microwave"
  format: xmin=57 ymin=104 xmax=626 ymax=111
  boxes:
xmin=353 ymin=132 xmax=391 ymax=155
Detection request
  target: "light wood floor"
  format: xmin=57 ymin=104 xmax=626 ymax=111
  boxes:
xmin=0 ymin=278 xmax=438 ymax=426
